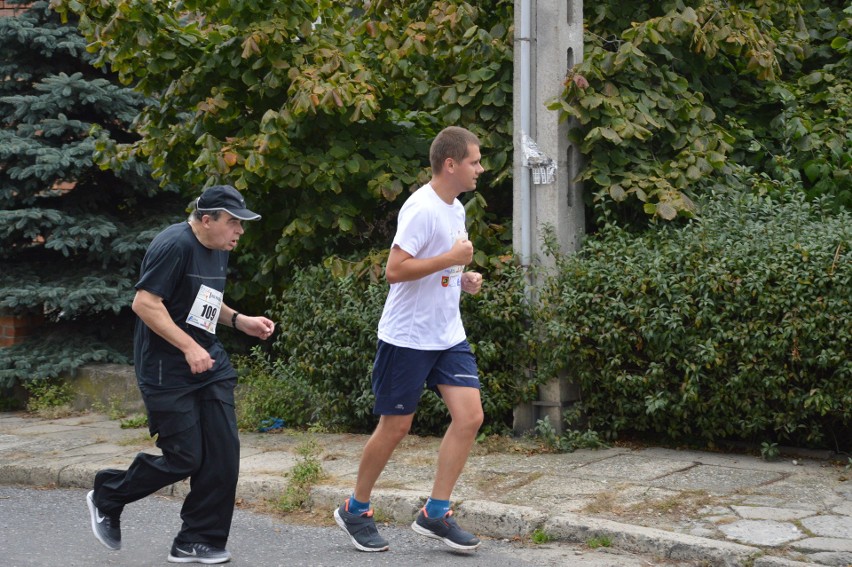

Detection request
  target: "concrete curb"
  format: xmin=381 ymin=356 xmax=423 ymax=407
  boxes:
xmin=307 ymin=484 xmax=774 ymax=567
xmin=544 ymin=512 xmax=761 ymax=566
xmin=0 ymin=460 xmax=826 ymax=567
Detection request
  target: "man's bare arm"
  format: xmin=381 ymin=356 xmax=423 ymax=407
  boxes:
xmin=132 ymin=289 xmax=214 ymax=374
xmin=384 ymin=240 xmax=474 ymax=284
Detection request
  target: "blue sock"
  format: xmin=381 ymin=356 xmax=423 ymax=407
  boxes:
xmin=348 ymin=495 xmax=370 ymax=515
xmin=425 ymin=497 xmax=451 ymax=518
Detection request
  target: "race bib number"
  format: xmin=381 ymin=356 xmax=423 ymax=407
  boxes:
xmin=441 ymin=264 xmax=463 ymax=288
xmin=186 ymin=284 xmax=223 ymax=334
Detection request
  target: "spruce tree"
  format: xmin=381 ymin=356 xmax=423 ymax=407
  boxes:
xmin=0 ymin=0 xmax=182 ymax=388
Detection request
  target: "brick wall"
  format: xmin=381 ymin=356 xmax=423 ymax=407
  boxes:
xmin=0 ymin=310 xmax=44 ymax=347
xmin=2 ymin=2 xmax=38 ymax=344
xmin=0 ymin=1 xmax=30 ymax=18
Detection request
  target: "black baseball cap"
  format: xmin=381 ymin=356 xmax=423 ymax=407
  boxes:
xmin=196 ymin=185 xmax=261 ymax=220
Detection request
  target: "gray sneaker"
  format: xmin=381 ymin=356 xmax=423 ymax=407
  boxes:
xmin=411 ymin=508 xmax=481 ymax=550
xmin=167 ymin=542 xmax=231 ymax=564
xmin=333 ymin=499 xmax=389 ymax=552
xmin=86 ymin=490 xmax=121 ymax=550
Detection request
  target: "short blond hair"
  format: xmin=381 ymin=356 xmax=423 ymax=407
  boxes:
xmin=430 ymin=126 xmax=480 ymax=174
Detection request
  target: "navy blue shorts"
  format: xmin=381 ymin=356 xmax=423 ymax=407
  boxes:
xmin=372 ymin=340 xmax=480 ymax=415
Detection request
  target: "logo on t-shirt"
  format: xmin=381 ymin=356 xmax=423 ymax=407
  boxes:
xmin=441 ymin=265 xmax=463 ymax=288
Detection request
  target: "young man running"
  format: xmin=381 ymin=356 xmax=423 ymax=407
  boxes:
xmin=334 ymin=126 xmax=486 ymax=552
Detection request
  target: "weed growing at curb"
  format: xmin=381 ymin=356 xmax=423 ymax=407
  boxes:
xmin=372 ymin=508 xmax=392 ymax=524
xmin=586 ymin=535 xmax=612 ymax=549
xmin=531 ymin=528 xmax=552 ymax=544
xmin=278 ymin=436 xmax=324 ymax=513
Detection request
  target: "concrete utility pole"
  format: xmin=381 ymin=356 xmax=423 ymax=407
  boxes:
xmin=512 ymin=0 xmax=585 ymax=434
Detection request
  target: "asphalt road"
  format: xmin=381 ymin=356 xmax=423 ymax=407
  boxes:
xmin=0 ymin=486 xmax=693 ymax=566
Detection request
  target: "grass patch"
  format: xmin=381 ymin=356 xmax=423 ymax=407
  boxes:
xmin=531 ymin=528 xmax=552 ymax=544
xmin=23 ymin=378 xmax=74 ymax=418
xmin=471 ymin=433 xmax=545 ymax=456
xmin=117 ymin=432 xmax=155 ymax=446
xmin=120 ymin=414 xmax=148 ymax=429
xmin=91 ymin=395 xmax=129 ymax=421
xmin=628 ymin=489 xmax=713 ymax=518
xmin=582 ymin=491 xmax=625 ymax=515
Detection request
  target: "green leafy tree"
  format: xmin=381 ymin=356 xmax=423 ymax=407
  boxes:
xmin=357 ymin=0 xmax=515 ymax=269
xmin=550 ymin=0 xmax=851 ymax=226
xmin=51 ymin=0 xmax=515 ymax=309
xmin=0 ymin=1 xmax=181 ymax=387
xmin=741 ymin=1 xmax=852 ymax=208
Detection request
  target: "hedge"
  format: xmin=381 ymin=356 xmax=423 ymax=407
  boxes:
xmin=537 ymin=191 xmax=851 ymax=450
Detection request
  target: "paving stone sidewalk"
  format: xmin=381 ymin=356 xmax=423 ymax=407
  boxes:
xmin=1 ymin=411 xmax=850 ymax=567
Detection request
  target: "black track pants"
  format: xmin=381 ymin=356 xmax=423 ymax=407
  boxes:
xmin=93 ymin=396 xmax=240 ymax=548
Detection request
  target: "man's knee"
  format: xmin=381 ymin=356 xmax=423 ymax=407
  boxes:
xmin=460 ymin=408 xmax=484 ymax=432
xmin=449 ymin=403 xmax=483 ymax=435
xmin=377 ymin=415 xmax=413 ymax=442
xmin=159 ymin=433 xmax=203 ymax=476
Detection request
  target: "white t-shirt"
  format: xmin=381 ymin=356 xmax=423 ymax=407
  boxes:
xmin=377 ymin=184 xmax=468 ymax=350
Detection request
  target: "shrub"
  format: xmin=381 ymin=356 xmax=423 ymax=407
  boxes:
xmin=23 ymin=377 xmax=74 ymax=416
xmin=235 ymin=267 xmax=382 ymax=432
xmin=461 ymin=262 xmax=542 ymax=434
xmin=537 ymin=191 xmax=851 ymax=450
xmin=237 ymin=260 xmax=540 ymax=435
